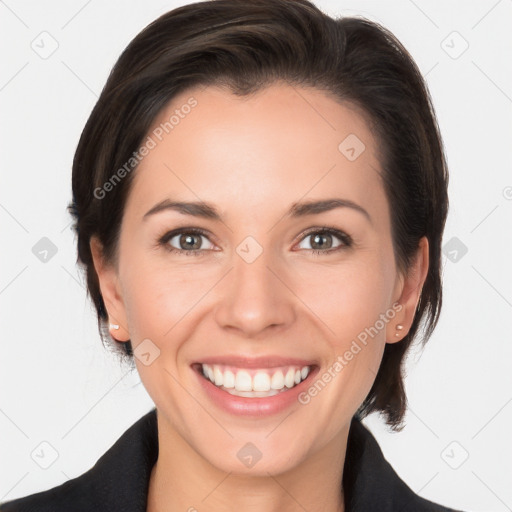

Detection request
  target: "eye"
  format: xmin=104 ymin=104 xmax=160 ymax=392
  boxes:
xmin=296 ymin=228 xmax=352 ymax=254
xmin=157 ymin=226 xmax=352 ymax=256
xmin=159 ymin=228 xmax=215 ymax=255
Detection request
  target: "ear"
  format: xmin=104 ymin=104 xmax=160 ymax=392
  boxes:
xmin=386 ymin=236 xmax=429 ymax=344
xmin=89 ymin=236 xmax=130 ymax=342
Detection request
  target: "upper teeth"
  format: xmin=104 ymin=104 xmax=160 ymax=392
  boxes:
xmin=201 ymin=364 xmax=310 ymax=392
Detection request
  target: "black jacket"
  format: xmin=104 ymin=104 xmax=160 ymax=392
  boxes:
xmin=1 ymin=408 xmax=462 ymax=511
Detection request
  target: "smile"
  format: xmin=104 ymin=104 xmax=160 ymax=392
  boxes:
xmin=200 ymin=363 xmax=311 ymax=397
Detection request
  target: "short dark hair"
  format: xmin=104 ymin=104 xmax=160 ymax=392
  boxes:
xmin=68 ymin=0 xmax=448 ymax=430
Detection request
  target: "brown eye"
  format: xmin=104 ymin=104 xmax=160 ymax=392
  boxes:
xmin=177 ymin=233 xmax=203 ymax=250
xmin=297 ymin=228 xmax=351 ymax=253
xmin=309 ymin=232 xmax=335 ymax=250
xmin=162 ymin=229 xmax=215 ymax=253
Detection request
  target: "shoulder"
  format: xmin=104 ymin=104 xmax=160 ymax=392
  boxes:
xmin=0 ymin=409 xmax=158 ymax=512
xmin=344 ymin=417 xmax=464 ymax=512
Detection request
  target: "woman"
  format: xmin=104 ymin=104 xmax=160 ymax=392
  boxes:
xmin=1 ymin=0 xmax=464 ymax=510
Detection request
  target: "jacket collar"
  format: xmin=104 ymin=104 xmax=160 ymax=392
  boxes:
xmin=86 ymin=408 xmax=445 ymax=511
xmin=4 ymin=408 xmax=454 ymax=511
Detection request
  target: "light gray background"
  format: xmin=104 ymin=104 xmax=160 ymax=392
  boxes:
xmin=1 ymin=1 xmax=511 ymax=510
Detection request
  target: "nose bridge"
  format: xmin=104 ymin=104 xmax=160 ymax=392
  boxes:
xmin=214 ymin=242 xmax=295 ymax=336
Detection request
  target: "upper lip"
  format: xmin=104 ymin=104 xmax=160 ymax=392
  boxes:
xmin=193 ymin=355 xmax=317 ymax=369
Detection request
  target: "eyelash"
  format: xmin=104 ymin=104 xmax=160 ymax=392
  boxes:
xmin=157 ymin=226 xmax=353 ymax=257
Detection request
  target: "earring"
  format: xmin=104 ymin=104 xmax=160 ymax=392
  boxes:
xmin=109 ymin=324 xmax=119 ymax=330
xmin=395 ymin=324 xmax=404 ymax=337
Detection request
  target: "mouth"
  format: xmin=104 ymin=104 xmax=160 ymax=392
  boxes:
xmin=190 ymin=355 xmax=320 ymax=416
xmin=192 ymin=362 xmax=313 ymax=398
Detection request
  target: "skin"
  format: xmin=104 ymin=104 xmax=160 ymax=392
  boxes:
xmin=90 ymin=83 xmax=429 ymax=512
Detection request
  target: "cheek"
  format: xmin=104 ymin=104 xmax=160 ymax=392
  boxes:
xmin=295 ymin=262 xmax=392 ymax=437
xmin=121 ymin=260 xmax=209 ymax=401
xmin=293 ymin=254 xmax=395 ymax=344
xmin=120 ymin=251 xmax=218 ymax=340
xmin=290 ymin=250 xmax=395 ymax=414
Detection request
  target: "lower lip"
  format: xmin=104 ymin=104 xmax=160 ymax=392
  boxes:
xmin=193 ymin=365 xmax=319 ymax=416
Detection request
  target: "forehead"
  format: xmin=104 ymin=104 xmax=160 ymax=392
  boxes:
xmin=124 ymin=83 xmax=387 ymax=226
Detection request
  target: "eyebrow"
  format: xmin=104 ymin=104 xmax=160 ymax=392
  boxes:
xmin=143 ymin=198 xmax=371 ymax=223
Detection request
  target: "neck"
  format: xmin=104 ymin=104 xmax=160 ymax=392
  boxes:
xmin=147 ymin=414 xmax=348 ymax=512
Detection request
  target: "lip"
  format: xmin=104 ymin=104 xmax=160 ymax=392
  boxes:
xmin=192 ymin=360 xmax=319 ymax=417
xmin=192 ymin=355 xmax=318 ymax=369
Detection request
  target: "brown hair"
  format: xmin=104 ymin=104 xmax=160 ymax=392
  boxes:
xmin=68 ymin=0 xmax=448 ymax=430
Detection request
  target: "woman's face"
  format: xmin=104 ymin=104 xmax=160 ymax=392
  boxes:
xmin=92 ymin=83 xmax=426 ymax=475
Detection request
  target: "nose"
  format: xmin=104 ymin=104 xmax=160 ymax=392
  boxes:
xmin=214 ymin=249 xmax=296 ymax=338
